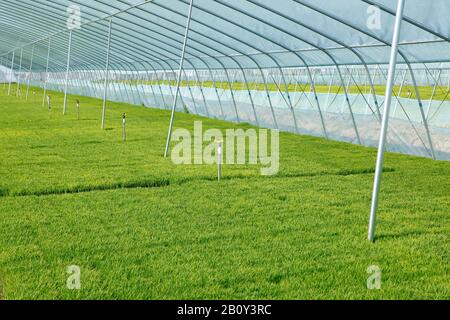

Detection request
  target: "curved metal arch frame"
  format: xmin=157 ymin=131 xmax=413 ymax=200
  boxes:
xmin=212 ymin=0 xmax=360 ymax=142
xmin=246 ymin=0 xmax=382 ymax=122
xmin=1 ymin=0 xmax=449 ymax=75
xmin=0 ymin=0 xmax=155 ymax=55
xmin=293 ymin=0 xmax=436 ymax=159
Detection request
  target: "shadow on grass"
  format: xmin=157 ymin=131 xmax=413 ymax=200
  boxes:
xmin=11 ymin=179 xmax=170 ymax=197
xmin=78 ymin=140 xmax=103 ymax=145
xmin=375 ymin=230 xmax=426 ymax=241
xmin=2 ymin=167 xmax=395 ymax=198
xmin=0 ymin=188 xmax=7 ymax=197
xmin=70 ymin=118 xmax=98 ymax=121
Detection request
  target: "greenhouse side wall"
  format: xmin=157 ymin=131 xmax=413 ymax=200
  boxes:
xmin=27 ymin=66 xmax=450 ymax=162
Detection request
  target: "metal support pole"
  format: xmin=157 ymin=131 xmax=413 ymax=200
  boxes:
xmin=196 ymin=70 xmax=211 ymax=117
xmin=270 ymin=73 xmax=299 ymax=133
xmin=154 ymin=70 xmax=168 ymax=108
xmin=143 ymin=69 xmax=159 ymax=106
xmin=183 ymin=70 xmax=200 ymax=115
xmin=223 ymin=68 xmax=240 ymax=123
xmin=393 ymin=70 xmax=407 ymax=117
xmin=363 ymin=64 xmax=382 ymax=120
xmin=102 ymin=18 xmax=113 ymax=129
xmin=162 ymin=69 xmax=176 ymax=102
xmin=134 ymin=68 xmax=148 ymax=106
xmin=407 ymin=63 xmax=436 ymax=159
xmin=63 ymin=31 xmax=73 ymax=115
xmin=241 ymin=69 xmax=260 ymax=127
xmin=305 ymin=65 xmax=328 ymax=139
xmin=94 ymin=68 xmax=105 ymax=98
xmin=71 ymin=69 xmax=82 ymax=96
xmin=336 ymin=65 xmax=362 ymax=145
xmin=8 ymin=51 xmax=15 ymax=96
xmin=260 ymin=69 xmax=278 ymax=129
xmin=368 ymin=0 xmax=405 ymax=242
xmin=84 ymin=69 xmax=96 ymax=97
xmin=426 ymin=69 xmax=441 ymax=120
xmin=26 ymin=45 xmax=35 ymax=100
xmin=324 ymin=69 xmax=335 ymax=111
xmin=16 ymin=48 xmax=23 ymax=97
xmin=164 ymin=0 xmax=194 ymax=158
xmin=209 ymin=68 xmax=225 ymax=118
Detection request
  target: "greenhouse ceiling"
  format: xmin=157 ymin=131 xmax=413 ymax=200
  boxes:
xmin=1 ymin=0 xmax=450 ymax=72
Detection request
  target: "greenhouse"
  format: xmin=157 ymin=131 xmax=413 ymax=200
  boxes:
xmin=0 ymin=0 xmax=448 ymax=301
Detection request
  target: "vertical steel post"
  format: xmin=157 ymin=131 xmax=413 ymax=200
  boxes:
xmin=16 ymin=48 xmax=23 ymax=97
xmin=8 ymin=51 xmax=15 ymax=96
xmin=102 ymin=18 xmax=113 ymax=129
xmin=260 ymin=68 xmax=278 ymax=129
xmin=304 ymin=65 xmax=328 ymax=139
xmin=193 ymin=68 xmax=210 ymax=118
xmin=406 ymin=63 xmax=436 ymax=159
xmin=26 ymin=45 xmax=35 ymax=100
xmin=183 ymin=69 xmax=201 ymax=115
xmin=392 ymin=70 xmax=407 ymax=117
xmin=426 ymin=69 xmax=441 ymax=120
xmin=336 ymin=65 xmax=361 ymax=144
xmin=63 ymin=31 xmax=73 ymax=115
xmin=223 ymin=68 xmax=240 ymax=123
xmin=143 ymin=69 xmax=159 ymax=106
xmin=164 ymin=0 xmax=194 ymax=158
xmin=368 ymin=0 xmax=405 ymax=242
xmin=208 ymin=69 xmax=225 ymax=118
xmin=324 ymin=69 xmax=335 ymax=111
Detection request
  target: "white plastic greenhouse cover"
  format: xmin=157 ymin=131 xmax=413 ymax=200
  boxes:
xmin=1 ymin=0 xmax=450 ymax=71
xmin=0 ymin=65 xmax=15 ymax=82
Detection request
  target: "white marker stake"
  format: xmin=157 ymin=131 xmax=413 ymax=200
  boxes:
xmin=76 ymin=100 xmax=80 ymax=120
xmin=47 ymin=95 xmax=51 ymax=111
xmin=122 ymin=114 xmax=127 ymax=142
xmin=217 ymin=141 xmax=222 ymax=182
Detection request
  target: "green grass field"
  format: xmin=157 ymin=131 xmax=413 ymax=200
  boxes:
xmin=0 ymin=84 xmax=448 ymax=299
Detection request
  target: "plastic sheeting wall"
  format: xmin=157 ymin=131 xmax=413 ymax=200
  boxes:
xmin=0 ymin=65 xmax=16 ymax=83
xmin=35 ymin=71 xmax=450 ymax=161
